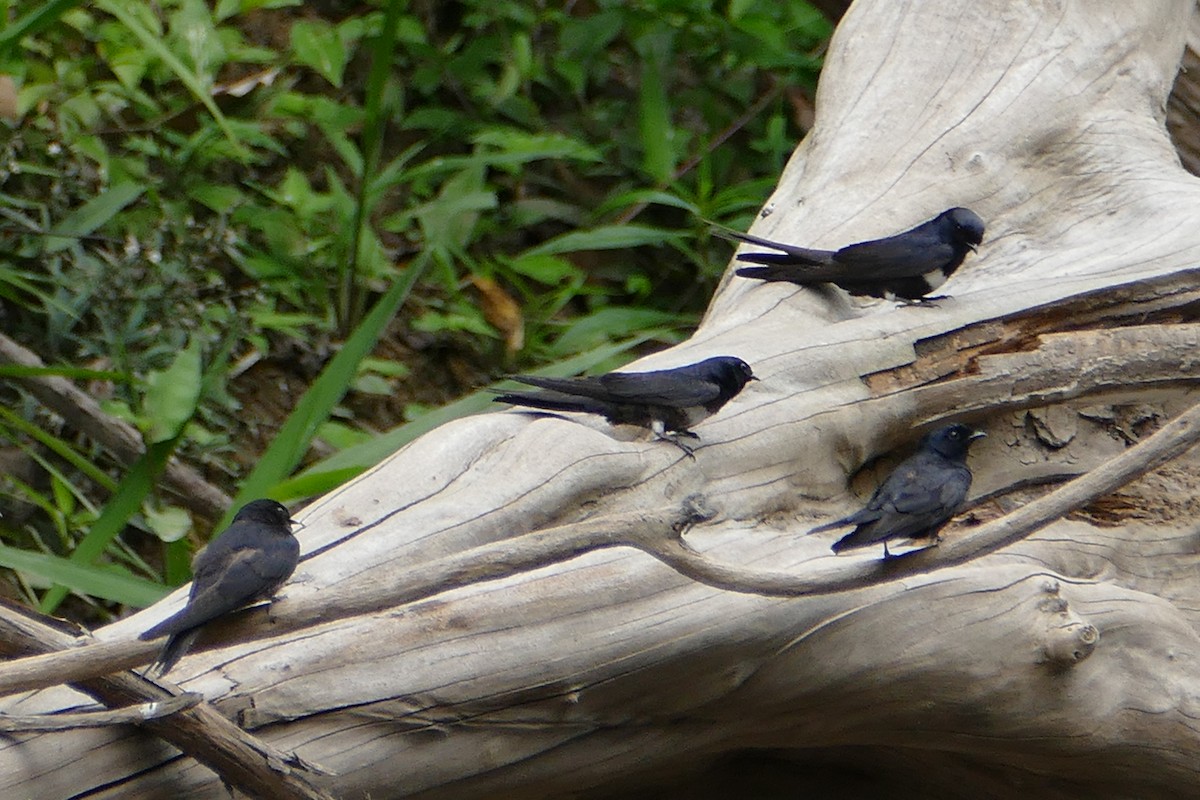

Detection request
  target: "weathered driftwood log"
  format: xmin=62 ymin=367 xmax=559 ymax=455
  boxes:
xmin=5 ymin=1 xmax=1200 ymax=797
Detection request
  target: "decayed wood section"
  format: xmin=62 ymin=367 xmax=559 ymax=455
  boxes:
xmin=5 ymin=1 xmax=1200 ymax=797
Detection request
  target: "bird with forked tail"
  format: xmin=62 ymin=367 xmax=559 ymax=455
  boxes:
xmin=724 ymin=207 xmax=984 ymax=301
xmin=493 ymin=356 xmax=756 ymax=455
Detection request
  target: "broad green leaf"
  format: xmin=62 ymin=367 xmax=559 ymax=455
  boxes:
xmin=595 ymin=189 xmax=699 ymax=217
xmin=291 ymin=19 xmax=348 ymax=87
xmin=503 ymin=253 xmax=582 ymax=285
xmin=550 ymin=308 xmax=690 ymax=357
xmin=142 ymin=337 xmax=203 ymax=443
xmin=0 ymin=543 xmax=168 ymax=608
xmin=45 ymin=182 xmax=145 ymax=253
xmin=40 ymin=437 xmax=181 ymax=613
xmin=226 ymin=250 xmax=433 ymax=527
xmin=143 ymin=504 xmax=192 ymax=543
xmin=472 ymin=129 xmax=602 ymax=163
xmin=636 ymin=33 xmax=674 ymax=183
xmin=277 ymin=335 xmax=662 ymax=500
xmin=522 ymin=224 xmax=684 ymax=257
xmin=188 ymin=183 xmax=244 ymax=213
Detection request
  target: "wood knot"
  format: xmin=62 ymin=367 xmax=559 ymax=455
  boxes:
xmin=1043 ymin=620 xmax=1100 ymax=668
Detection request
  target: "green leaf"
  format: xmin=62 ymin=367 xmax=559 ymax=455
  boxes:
xmin=291 ymin=19 xmax=349 ymax=87
xmin=226 ymin=250 xmax=433 ymax=526
xmin=276 ymin=335 xmax=661 ymax=500
xmin=551 ymin=309 xmax=691 ymax=357
xmin=45 ymin=182 xmax=145 ymax=253
xmin=636 ymin=33 xmax=674 ymax=183
xmin=0 ymin=543 xmax=168 ymax=608
xmin=40 ymin=436 xmax=181 ymax=613
xmin=188 ymin=183 xmax=244 ymax=213
xmin=595 ymin=189 xmax=700 ymax=217
xmin=0 ymin=0 xmax=82 ymax=63
xmin=338 ymin=0 xmax=404 ymax=329
xmin=142 ymin=504 xmax=192 ymax=543
xmin=472 ymin=129 xmax=602 ymax=163
xmin=142 ymin=337 xmax=203 ymax=443
xmin=522 ymin=224 xmax=684 ymax=257
xmin=503 ymin=253 xmax=582 ymax=285
xmin=96 ymin=0 xmax=245 ymax=154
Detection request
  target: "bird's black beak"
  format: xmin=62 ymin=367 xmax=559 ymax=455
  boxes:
xmin=289 ymin=517 xmax=305 ymax=531
xmin=749 ymin=375 xmax=761 ymax=381
xmin=967 ymin=242 xmax=979 ymax=253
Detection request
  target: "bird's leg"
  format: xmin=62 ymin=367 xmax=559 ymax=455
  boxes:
xmin=882 ymin=541 xmax=893 ymax=559
xmin=664 ymin=434 xmax=697 ymax=458
xmin=651 ymin=420 xmax=698 ymax=458
xmin=897 ymin=295 xmax=948 ymax=307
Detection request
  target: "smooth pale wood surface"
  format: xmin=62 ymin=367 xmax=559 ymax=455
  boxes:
xmin=5 ymin=1 xmax=1200 ymax=797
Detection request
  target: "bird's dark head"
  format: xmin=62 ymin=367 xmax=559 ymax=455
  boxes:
xmin=701 ymin=356 xmax=757 ymax=398
xmin=944 ymin=207 xmax=985 ymax=251
xmin=922 ymin=423 xmax=986 ymax=461
xmin=233 ymin=499 xmax=298 ymax=531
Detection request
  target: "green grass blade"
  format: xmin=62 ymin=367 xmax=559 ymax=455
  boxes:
xmin=637 ymin=35 xmax=674 ymax=183
xmin=0 ymin=407 xmax=118 ymax=491
xmin=340 ymin=0 xmax=404 ymax=329
xmin=272 ymin=332 xmax=663 ymax=502
xmin=0 ymin=543 xmax=168 ymax=608
xmin=0 ymin=364 xmax=129 ymax=381
xmin=0 ymin=0 xmax=82 ymax=62
xmin=94 ymin=0 xmax=244 ymax=155
xmin=227 ymin=249 xmax=433 ymax=525
xmin=44 ymin=182 xmax=145 ymax=253
xmin=39 ymin=436 xmax=180 ymax=613
xmin=522 ymin=224 xmax=684 ymax=257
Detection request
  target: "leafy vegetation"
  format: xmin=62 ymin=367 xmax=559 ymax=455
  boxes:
xmin=0 ymin=0 xmax=829 ymax=622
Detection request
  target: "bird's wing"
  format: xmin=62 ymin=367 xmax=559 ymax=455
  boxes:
xmin=869 ymin=462 xmax=971 ymax=537
xmin=598 ymin=369 xmax=720 ymax=407
xmin=833 ymin=232 xmax=954 ymax=276
xmin=507 ymin=374 xmax=611 ymax=400
xmin=186 ymin=526 xmax=296 ymax=610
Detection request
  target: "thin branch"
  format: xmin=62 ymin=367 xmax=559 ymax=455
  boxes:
xmin=631 ymin=396 xmax=1200 ymax=595
xmin=0 ymin=332 xmax=231 ymax=520
xmin=0 ymin=506 xmax=707 ymax=697
xmin=0 ymin=603 xmax=335 ymax=799
xmin=0 ymin=692 xmax=201 ymax=731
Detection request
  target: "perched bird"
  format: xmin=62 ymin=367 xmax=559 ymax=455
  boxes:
xmin=139 ymin=499 xmax=300 ymax=676
xmin=811 ymin=423 xmax=986 ymax=558
xmin=726 ymin=207 xmax=984 ymax=301
xmin=493 ymin=356 xmax=756 ymax=455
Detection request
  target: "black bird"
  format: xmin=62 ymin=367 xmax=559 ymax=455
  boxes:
xmin=727 ymin=207 xmax=984 ymax=300
xmin=493 ymin=356 xmax=756 ymax=455
xmin=139 ymin=499 xmax=300 ymax=676
xmin=811 ymin=424 xmax=986 ymax=558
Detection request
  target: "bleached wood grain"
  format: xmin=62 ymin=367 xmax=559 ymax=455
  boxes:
xmin=4 ymin=1 xmax=1200 ymax=797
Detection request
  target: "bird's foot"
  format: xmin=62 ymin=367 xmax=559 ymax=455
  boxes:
xmin=658 ymin=431 xmax=698 ymax=459
xmin=897 ymin=295 xmax=948 ymax=308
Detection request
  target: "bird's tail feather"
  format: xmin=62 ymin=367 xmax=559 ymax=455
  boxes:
xmin=830 ymin=533 xmax=860 ymax=553
xmin=738 ymin=258 xmax=855 ymax=285
xmin=711 ymin=225 xmax=827 ymax=262
xmin=149 ymin=628 xmax=201 ymax=678
xmin=808 ymin=517 xmax=850 ymax=535
xmin=139 ymin=610 xmax=189 ymax=642
xmin=493 ymin=391 xmax=612 ymax=417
